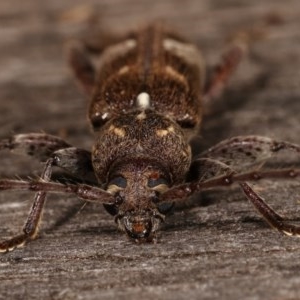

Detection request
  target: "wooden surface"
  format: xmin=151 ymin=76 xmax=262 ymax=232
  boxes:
xmin=1 ymin=1 xmax=300 ymax=299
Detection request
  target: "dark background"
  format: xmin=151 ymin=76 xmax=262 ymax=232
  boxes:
xmin=0 ymin=1 xmax=300 ymax=299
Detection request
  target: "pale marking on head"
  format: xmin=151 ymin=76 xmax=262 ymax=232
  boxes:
xmin=136 ymin=92 xmax=151 ymax=109
xmin=156 ymin=126 xmax=175 ymax=137
xmin=107 ymin=184 xmax=123 ymax=195
xmin=108 ymin=125 xmax=126 ymax=137
xmin=151 ymin=184 xmax=169 ymax=194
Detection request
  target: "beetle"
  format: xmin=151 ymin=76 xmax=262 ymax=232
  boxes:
xmin=0 ymin=23 xmax=300 ymax=252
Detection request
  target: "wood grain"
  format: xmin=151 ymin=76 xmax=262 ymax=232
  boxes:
xmin=0 ymin=1 xmax=300 ymax=299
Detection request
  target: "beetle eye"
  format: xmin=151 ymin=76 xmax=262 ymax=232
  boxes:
xmin=109 ymin=176 xmax=127 ymax=188
xmin=148 ymin=177 xmax=168 ymax=188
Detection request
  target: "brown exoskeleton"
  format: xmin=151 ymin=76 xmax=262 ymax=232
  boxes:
xmin=0 ymin=23 xmax=300 ymax=252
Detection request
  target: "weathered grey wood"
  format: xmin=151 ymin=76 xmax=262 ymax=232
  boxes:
xmin=0 ymin=0 xmax=300 ymax=299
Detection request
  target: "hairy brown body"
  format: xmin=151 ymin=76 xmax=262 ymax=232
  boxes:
xmin=1 ymin=23 xmax=300 ymax=252
xmin=87 ymin=24 xmax=201 ymax=232
xmin=81 ymin=24 xmax=204 ymax=132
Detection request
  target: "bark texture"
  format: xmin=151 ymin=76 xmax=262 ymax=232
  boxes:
xmin=0 ymin=1 xmax=300 ymax=299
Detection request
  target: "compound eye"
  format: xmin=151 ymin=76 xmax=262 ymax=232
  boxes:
xmin=109 ymin=176 xmax=127 ymax=188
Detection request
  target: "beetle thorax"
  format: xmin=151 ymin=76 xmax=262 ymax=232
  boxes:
xmin=92 ymin=109 xmax=192 ymax=185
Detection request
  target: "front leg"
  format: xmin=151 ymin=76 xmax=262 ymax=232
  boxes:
xmin=0 ymin=166 xmax=114 ymax=252
xmin=0 ymin=134 xmax=97 ymax=252
xmin=161 ymin=158 xmax=300 ymax=237
xmin=0 ymin=158 xmax=53 ymax=252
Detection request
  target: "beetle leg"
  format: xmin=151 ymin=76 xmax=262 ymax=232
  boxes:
xmin=186 ymin=157 xmax=233 ymax=182
xmin=67 ymin=30 xmax=134 ymax=95
xmin=164 ymin=163 xmax=300 ymax=202
xmin=67 ymin=41 xmax=96 ymax=95
xmin=0 ymin=160 xmax=114 ymax=253
xmin=0 ymin=133 xmax=96 ymax=182
xmin=203 ymin=42 xmax=246 ymax=105
xmin=161 ymin=158 xmax=300 ymax=236
xmin=52 ymin=147 xmax=96 ymax=183
xmin=0 ymin=133 xmax=71 ymax=161
xmin=0 ymin=158 xmax=53 ymax=252
xmin=199 ymin=135 xmax=300 ymax=172
xmin=240 ymin=182 xmax=300 ymax=236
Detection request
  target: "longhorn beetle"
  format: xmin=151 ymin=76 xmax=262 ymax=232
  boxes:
xmin=0 ymin=23 xmax=300 ymax=252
